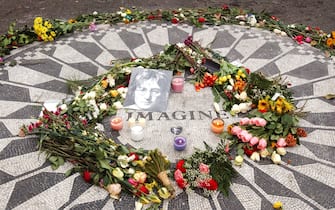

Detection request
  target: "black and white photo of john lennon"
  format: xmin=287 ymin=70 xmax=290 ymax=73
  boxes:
xmin=124 ymin=68 xmax=173 ymax=112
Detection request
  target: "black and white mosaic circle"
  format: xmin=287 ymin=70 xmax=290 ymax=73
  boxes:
xmin=0 ymin=22 xmax=334 ymax=209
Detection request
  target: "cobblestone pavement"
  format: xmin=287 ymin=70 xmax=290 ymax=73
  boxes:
xmin=0 ymin=21 xmax=335 ymax=209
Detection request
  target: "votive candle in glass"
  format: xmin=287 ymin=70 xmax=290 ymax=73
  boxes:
xmin=138 ymin=117 xmax=146 ymax=127
xmin=211 ymin=118 xmax=224 ymax=134
xmin=171 ymin=77 xmax=185 ymax=93
xmin=131 ymin=125 xmax=144 ymax=142
xmin=128 ymin=117 xmax=136 ymax=128
xmin=110 ymin=116 xmax=123 ymax=131
xmin=174 ymin=136 xmax=187 ymax=151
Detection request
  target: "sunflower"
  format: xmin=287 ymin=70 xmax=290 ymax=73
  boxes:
xmin=326 ymin=38 xmax=333 ymax=47
xmin=282 ymin=99 xmax=294 ymax=112
xmin=257 ymin=99 xmax=269 ymax=113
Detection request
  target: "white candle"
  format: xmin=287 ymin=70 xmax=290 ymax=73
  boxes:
xmin=138 ymin=118 xmax=146 ymax=127
xmin=128 ymin=117 xmax=136 ymax=128
xmin=130 ymin=125 xmax=144 ymax=142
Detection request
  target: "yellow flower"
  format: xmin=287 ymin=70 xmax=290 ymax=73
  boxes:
xmin=50 ymin=31 xmax=56 ymax=37
xmin=125 ymin=9 xmax=132 ymax=14
xmin=144 ymin=180 xmax=157 ymax=192
xmin=34 ymin=17 xmax=43 ymax=25
xmin=258 ymin=99 xmax=269 ymax=112
xmin=276 ymin=105 xmax=283 ymax=114
xmin=273 ymin=201 xmax=283 ymax=209
xmin=68 ymin=18 xmax=76 ymax=23
xmin=283 ymin=99 xmax=294 ymax=112
xmin=332 ymin=31 xmax=335 ymax=39
xmin=48 ymin=36 xmax=54 ymax=41
xmin=101 ymin=79 xmax=108 ymax=89
xmin=109 ymin=90 xmax=119 ymax=97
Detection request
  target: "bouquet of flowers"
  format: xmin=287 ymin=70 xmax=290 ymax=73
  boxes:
xmin=174 ymin=141 xmax=237 ymax=196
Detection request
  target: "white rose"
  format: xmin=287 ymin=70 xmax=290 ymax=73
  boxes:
xmin=280 ymin=31 xmax=287 ymax=36
xmin=250 ymin=152 xmax=260 ymax=162
xmin=93 ymin=11 xmax=98 ymax=15
xmin=107 ymin=75 xmax=115 ymax=87
xmin=239 ymin=91 xmax=248 ymax=101
xmin=135 ymin=201 xmax=143 ymax=210
xmin=229 ymin=78 xmax=235 ymax=86
xmin=276 ymin=147 xmax=287 ymax=156
xmin=113 ymin=101 xmax=123 ymax=109
xmin=231 ymin=104 xmax=241 ymax=114
xmin=121 ymin=12 xmax=127 ymax=17
xmin=226 ymin=85 xmax=233 ymax=91
xmin=271 ymin=151 xmax=282 ymax=164
xmin=239 ymin=102 xmax=251 ymax=113
xmin=234 ymin=155 xmax=244 ymax=166
xmin=260 ymin=148 xmax=270 ymax=158
xmin=273 ymin=29 xmax=281 ymax=34
xmin=59 ymin=103 xmax=67 ymax=111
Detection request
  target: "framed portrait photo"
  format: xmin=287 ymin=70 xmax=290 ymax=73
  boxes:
xmin=123 ymin=68 xmax=173 ymax=112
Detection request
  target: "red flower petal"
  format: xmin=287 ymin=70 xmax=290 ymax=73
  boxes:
xmin=83 ymin=170 xmax=91 ymax=182
xmin=176 ymin=159 xmax=186 ymax=173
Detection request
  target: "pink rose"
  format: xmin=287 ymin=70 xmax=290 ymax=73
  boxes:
xmin=255 ymin=118 xmax=267 ymax=127
xmin=257 ymin=138 xmax=267 ymax=150
xmin=249 ymin=137 xmax=259 ymax=146
xmin=199 ymin=163 xmax=210 ymax=174
xmin=231 ymin=126 xmax=242 ymax=135
xmin=276 ymin=138 xmax=287 ymax=148
xmin=249 ymin=117 xmax=257 ymax=125
xmin=128 ymin=178 xmax=138 ymax=187
xmin=239 ymin=130 xmax=252 ymax=143
xmin=239 ymin=117 xmax=250 ymax=126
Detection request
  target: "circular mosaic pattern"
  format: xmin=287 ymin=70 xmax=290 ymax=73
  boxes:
xmin=0 ymin=22 xmax=335 ymax=209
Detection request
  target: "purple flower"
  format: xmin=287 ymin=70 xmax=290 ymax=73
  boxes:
xmin=89 ymin=22 xmax=97 ymax=32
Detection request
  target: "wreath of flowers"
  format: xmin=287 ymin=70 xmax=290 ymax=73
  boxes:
xmin=20 ymin=33 xmax=308 ymax=208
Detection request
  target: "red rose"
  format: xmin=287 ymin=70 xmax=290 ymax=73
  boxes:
xmin=176 ymin=179 xmax=187 ymax=189
xmin=222 ymin=4 xmax=229 ymax=10
xmin=294 ymin=35 xmax=304 ymax=44
xmin=83 ymin=170 xmax=91 ymax=182
xmin=136 ymin=185 xmax=149 ymax=196
xmin=198 ymin=179 xmax=218 ymax=191
xmin=174 ymin=169 xmax=187 ymax=189
xmin=176 ymin=159 xmax=186 ymax=173
xmin=171 ymin=17 xmax=179 ymax=24
xmin=147 ymin=15 xmax=155 ymax=20
xmin=243 ymin=146 xmax=255 ymax=157
xmin=198 ymin=17 xmax=206 ymax=23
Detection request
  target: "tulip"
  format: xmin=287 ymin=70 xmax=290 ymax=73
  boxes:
xmin=158 ymin=187 xmax=171 ymax=199
xmin=250 ymin=152 xmax=260 ymax=162
xmin=271 ymin=151 xmax=281 ymax=164
xmin=260 ymin=148 xmax=270 ymax=158
xmin=276 ymin=147 xmax=287 ymax=156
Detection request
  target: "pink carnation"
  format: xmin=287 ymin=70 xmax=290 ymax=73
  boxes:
xmin=276 ymin=138 xmax=287 ymax=147
xmin=249 ymin=137 xmax=260 ymax=146
xmin=231 ymin=126 xmax=242 ymax=135
xmin=199 ymin=163 xmax=210 ymax=174
xmin=239 ymin=117 xmax=250 ymax=126
xmin=257 ymin=138 xmax=267 ymax=150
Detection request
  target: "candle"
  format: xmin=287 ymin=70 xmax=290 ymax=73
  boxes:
xmin=171 ymin=77 xmax=184 ymax=93
xmin=211 ymin=118 xmax=224 ymax=134
xmin=131 ymin=125 xmax=144 ymax=141
xmin=128 ymin=117 xmax=136 ymax=128
xmin=110 ymin=116 xmax=123 ymax=131
xmin=138 ymin=117 xmax=146 ymax=127
xmin=174 ymin=136 xmax=187 ymax=151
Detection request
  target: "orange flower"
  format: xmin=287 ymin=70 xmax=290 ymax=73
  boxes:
xmin=68 ymin=19 xmax=76 ymax=23
xmin=332 ymin=31 xmax=335 ymax=38
xmin=234 ymin=80 xmax=246 ymax=92
xmin=227 ymin=124 xmax=233 ymax=135
xmin=258 ymin=99 xmax=269 ymax=113
xmin=326 ymin=38 xmax=333 ymax=47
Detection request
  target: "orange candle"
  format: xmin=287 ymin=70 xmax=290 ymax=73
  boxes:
xmin=211 ymin=118 xmax=224 ymax=134
xmin=110 ymin=116 xmax=123 ymax=131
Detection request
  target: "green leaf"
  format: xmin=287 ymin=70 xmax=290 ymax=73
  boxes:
xmin=237 ymin=148 xmax=244 ymax=155
xmin=99 ymin=159 xmax=112 ymax=171
xmin=57 ymin=156 xmax=65 ymax=166
xmin=95 ymin=148 xmax=105 ymax=160
xmin=48 ymin=156 xmax=58 ymax=164
xmin=65 ymin=168 xmax=73 ymax=177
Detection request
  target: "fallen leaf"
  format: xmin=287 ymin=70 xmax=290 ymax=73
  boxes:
xmin=324 ymin=94 xmax=335 ymax=100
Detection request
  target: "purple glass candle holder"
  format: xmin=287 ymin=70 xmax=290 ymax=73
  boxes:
xmin=174 ymin=136 xmax=187 ymax=151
